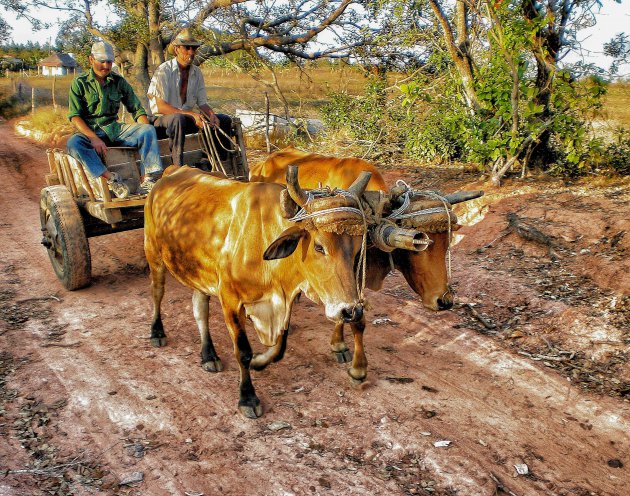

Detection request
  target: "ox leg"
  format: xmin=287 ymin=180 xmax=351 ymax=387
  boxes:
xmin=192 ymin=290 xmax=223 ymax=373
xmin=347 ymin=317 xmax=368 ymax=384
xmin=331 ymin=322 xmax=352 ymax=363
xmin=223 ymin=304 xmax=263 ymax=418
xmin=250 ymin=328 xmax=289 ymax=371
xmin=149 ymin=262 xmax=167 ymax=347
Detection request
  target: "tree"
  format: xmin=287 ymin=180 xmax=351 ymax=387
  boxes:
xmin=397 ymin=0 xmax=620 ymax=180
xmin=604 ymin=33 xmax=630 ymax=75
xmin=0 ymin=15 xmax=11 ymax=43
xmin=1 ymin=0 xmax=370 ymax=94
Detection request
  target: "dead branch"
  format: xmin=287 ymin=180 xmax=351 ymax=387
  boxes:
xmin=16 ymin=295 xmax=61 ymax=304
xmin=490 ymin=472 xmax=519 ymax=496
xmin=462 ymin=303 xmax=497 ymax=331
xmin=40 ymin=342 xmax=81 ymax=348
xmin=507 ymin=213 xmax=561 ymax=260
xmin=475 ymin=230 xmax=512 ymax=253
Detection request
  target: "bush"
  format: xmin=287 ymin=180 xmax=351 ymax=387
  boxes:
xmin=0 ymin=92 xmax=30 ymax=119
xmin=603 ymin=128 xmax=630 ymax=175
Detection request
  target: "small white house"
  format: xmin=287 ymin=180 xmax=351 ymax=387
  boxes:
xmin=38 ymin=53 xmax=79 ymax=76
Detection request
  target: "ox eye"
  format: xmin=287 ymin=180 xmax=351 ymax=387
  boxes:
xmin=314 ymin=243 xmax=325 ymax=255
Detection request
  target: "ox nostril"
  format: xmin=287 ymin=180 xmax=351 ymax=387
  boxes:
xmin=341 ymin=305 xmax=363 ymax=323
xmin=437 ymin=298 xmax=453 ymax=311
xmin=341 ymin=307 xmax=353 ymax=322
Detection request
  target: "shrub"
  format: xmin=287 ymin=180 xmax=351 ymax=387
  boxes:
xmin=603 ymin=128 xmax=630 ymax=175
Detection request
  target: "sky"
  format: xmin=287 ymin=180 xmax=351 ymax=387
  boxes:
xmin=2 ymin=1 xmax=629 ymax=74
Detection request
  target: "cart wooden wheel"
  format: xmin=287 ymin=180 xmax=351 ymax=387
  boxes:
xmin=40 ymin=185 xmax=92 ymax=290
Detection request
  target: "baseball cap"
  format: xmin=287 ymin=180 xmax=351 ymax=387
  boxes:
xmin=91 ymin=41 xmax=115 ymax=62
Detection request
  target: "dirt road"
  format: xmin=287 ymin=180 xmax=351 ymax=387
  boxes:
xmin=0 ymin=122 xmax=628 ymax=495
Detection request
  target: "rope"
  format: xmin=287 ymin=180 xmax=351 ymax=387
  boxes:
xmin=288 ymin=189 xmax=369 ymax=306
xmin=200 ymin=122 xmax=243 ymax=176
xmin=211 ymin=124 xmax=240 ymax=153
xmin=347 ymin=191 xmax=369 ymax=305
xmin=389 ymin=206 xmax=451 ymax=220
xmin=287 ymin=205 xmax=364 ymax=223
xmin=387 ymin=180 xmax=454 ymax=280
xmin=200 ymin=122 xmax=226 ymax=175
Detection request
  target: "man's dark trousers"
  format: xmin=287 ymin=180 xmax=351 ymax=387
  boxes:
xmin=153 ymin=113 xmax=233 ymax=165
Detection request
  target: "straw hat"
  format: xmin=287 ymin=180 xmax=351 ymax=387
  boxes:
xmin=171 ymin=28 xmax=202 ymax=47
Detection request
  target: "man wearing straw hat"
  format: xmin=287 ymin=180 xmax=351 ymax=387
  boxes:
xmin=67 ymin=41 xmax=163 ymax=198
xmin=148 ymin=28 xmax=233 ymax=166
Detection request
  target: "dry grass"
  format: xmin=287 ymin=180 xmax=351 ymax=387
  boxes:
xmin=0 ymin=67 xmax=368 ymax=120
xmin=201 ymin=64 xmax=368 ymax=117
xmin=603 ymin=82 xmax=630 ymax=128
xmin=28 ymin=106 xmax=74 ymax=135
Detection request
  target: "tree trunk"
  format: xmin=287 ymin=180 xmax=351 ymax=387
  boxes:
xmin=148 ymin=0 xmax=164 ymax=74
xmin=522 ymin=0 xmax=563 ymax=167
xmin=428 ymin=0 xmax=481 ymax=111
xmin=132 ymin=43 xmax=152 ymax=110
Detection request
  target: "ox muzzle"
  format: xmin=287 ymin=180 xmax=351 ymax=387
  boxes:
xmin=326 ymin=302 xmax=364 ymax=323
xmin=341 ymin=304 xmax=364 ymax=323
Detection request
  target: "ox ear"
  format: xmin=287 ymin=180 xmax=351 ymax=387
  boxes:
xmin=264 ymin=225 xmax=307 ymax=260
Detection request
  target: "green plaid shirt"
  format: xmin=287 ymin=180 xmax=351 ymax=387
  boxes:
xmin=68 ymin=69 xmax=147 ymax=141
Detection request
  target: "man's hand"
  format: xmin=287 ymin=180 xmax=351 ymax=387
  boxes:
xmin=201 ymin=109 xmax=220 ymax=128
xmin=90 ymin=136 xmax=108 ymax=157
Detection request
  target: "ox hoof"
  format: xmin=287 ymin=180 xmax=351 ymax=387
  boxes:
xmin=202 ymin=359 xmax=224 ymax=373
xmin=150 ymin=337 xmax=167 ymax=347
xmin=347 ymin=368 xmax=367 ymax=385
xmin=334 ymin=349 xmax=352 ymax=363
xmin=239 ymin=402 xmax=263 ymax=419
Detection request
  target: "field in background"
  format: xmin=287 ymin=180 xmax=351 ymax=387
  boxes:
xmin=1 ymin=68 xmax=627 ymax=135
xmin=199 ymin=64 xmax=368 ymax=116
xmin=0 ymin=65 xmax=368 ymax=118
xmin=603 ymin=82 xmax=630 ymax=128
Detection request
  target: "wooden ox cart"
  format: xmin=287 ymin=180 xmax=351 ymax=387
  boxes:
xmin=39 ymin=119 xmax=249 ymax=290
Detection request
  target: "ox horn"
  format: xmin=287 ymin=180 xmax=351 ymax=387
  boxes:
xmin=286 ymin=164 xmax=308 ymax=207
xmin=347 ymin=171 xmax=373 ymax=197
xmin=443 ymin=190 xmax=484 ymax=204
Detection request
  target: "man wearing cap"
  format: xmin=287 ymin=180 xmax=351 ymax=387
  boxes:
xmin=67 ymin=41 xmax=163 ymax=197
xmin=147 ymin=28 xmax=233 ymax=167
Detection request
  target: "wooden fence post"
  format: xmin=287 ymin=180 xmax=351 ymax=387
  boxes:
xmin=52 ymin=74 xmax=57 ymax=110
xmin=265 ymin=92 xmax=271 ymax=153
xmin=32 ymin=87 xmax=35 ymax=115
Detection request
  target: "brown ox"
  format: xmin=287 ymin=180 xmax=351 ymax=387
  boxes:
xmin=251 ymin=148 xmax=478 ymax=381
xmin=144 ymin=165 xmax=370 ymax=418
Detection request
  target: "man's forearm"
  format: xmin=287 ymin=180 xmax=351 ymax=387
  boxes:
xmin=155 ymin=98 xmax=190 ymax=116
xmin=199 ymin=104 xmax=214 ymax=116
xmin=70 ymin=116 xmax=97 ymax=138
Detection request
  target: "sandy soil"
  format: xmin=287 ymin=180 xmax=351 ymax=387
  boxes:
xmin=0 ymin=122 xmax=628 ymax=496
